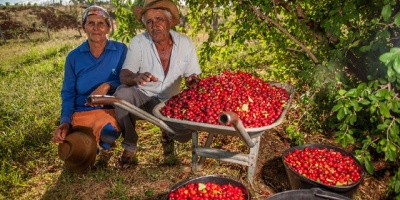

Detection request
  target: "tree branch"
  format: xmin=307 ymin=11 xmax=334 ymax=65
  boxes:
xmin=245 ymin=0 xmax=320 ymax=64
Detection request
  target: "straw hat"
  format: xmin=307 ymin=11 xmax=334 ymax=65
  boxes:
xmin=134 ymin=0 xmax=180 ymax=27
xmin=58 ymin=126 xmax=97 ymax=174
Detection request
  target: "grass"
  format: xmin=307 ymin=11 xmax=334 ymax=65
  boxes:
xmin=0 ymin=29 xmax=269 ymax=200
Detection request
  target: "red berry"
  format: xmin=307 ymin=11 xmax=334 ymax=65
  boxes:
xmin=160 ymin=71 xmax=290 ymax=128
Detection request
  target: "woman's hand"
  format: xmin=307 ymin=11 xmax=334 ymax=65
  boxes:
xmin=88 ymin=83 xmax=111 ymax=107
xmin=91 ymin=82 xmax=111 ymax=96
xmin=52 ymin=123 xmax=70 ymax=143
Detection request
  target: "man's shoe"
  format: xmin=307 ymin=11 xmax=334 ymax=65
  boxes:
xmin=161 ymin=131 xmax=174 ymax=156
xmin=114 ymin=150 xmax=137 ymax=170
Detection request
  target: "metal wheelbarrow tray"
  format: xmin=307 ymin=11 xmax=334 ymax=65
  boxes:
xmin=87 ymin=82 xmax=295 ymax=184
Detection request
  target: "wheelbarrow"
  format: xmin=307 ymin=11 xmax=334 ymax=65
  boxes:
xmin=87 ymin=82 xmax=295 ymax=185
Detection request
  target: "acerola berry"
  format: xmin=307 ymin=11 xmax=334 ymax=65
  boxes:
xmin=284 ymin=147 xmax=362 ymax=186
xmin=160 ymin=71 xmax=290 ymax=128
xmin=168 ymin=182 xmax=246 ymax=200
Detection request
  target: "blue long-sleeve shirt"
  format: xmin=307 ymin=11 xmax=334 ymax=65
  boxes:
xmin=60 ymin=40 xmax=128 ymax=125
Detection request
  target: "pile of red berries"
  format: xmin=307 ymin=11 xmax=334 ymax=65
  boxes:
xmin=284 ymin=147 xmax=363 ymax=186
xmin=160 ymin=71 xmax=290 ymax=128
xmin=167 ymin=182 xmax=247 ymax=200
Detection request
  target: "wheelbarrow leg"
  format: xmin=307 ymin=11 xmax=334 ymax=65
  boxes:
xmin=197 ymin=132 xmax=215 ymax=170
xmin=192 ymin=131 xmax=198 ymax=172
xmin=247 ymin=135 xmax=261 ymax=185
xmin=192 ymin=132 xmax=216 ymax=171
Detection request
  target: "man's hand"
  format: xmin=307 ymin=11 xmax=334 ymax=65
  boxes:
xmin=52 ymin=123 xmax=70 ymax=143
xmin=185 ymin=74 xmax=200 ymax=88
xmin=135 ymin=72 xmax=159 ymax=87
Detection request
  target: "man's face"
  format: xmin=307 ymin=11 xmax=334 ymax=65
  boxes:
xmin=143 ymin=9 xmax=172 ymax=43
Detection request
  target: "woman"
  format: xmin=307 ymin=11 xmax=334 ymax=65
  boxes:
xmin=52 ymin=5 xmax=127 ymax=171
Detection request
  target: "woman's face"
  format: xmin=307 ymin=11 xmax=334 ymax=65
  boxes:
xmin=83 ymin=15 xmax=110 ymax=42
xmin=143 ymin=9 xmax=172 ymax=43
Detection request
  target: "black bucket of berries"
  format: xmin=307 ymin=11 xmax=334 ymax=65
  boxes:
xmin=163 ymin=175 xmax=251 ymax=200
xmin=282 ymin=144 xmax=365 ymax=198
xmin=266 ymin=188 xmax=351 ymax=200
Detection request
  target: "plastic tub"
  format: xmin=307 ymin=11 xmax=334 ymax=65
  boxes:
xmin=163 ymin=175 xmax=251 ymax=200
xmin=266 ymin=188 xmax=351 ymax=200
xmin=282 ymin=144 xmax=365 ymax=198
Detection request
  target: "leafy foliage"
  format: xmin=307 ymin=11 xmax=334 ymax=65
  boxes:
xmin=112 ymin=0 xmax=400 ymax=197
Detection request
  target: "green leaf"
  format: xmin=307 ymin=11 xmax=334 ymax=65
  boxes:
xmin=364 ymin=159 xmax=374 ymax=174
xmin=345 ymin=89 xmax=357 ymax=97
xmin=359 ymin=99 xmax=370 ymax=105
xmin=385 ymin=146 xmax=397 ymax=162
xmin=332 ymin=104 xmax=342 ymax=112
xmin=379 ymin=52 xmax=392 ymax=64
xmin=349 ymin=114 xmax=357 ymax=125
xmin=382 ymin=4 xmax=392 ymax=22
xmin=370 ymin=103 xmax=377 ymax=114
xmin=359 ymin=45 xmax=371 ymax=52
xmin=389 ymin=124 xmax=399 ymax=138
xmin=389 ymin=143 xmax=397 ymax=151
xmin=379 ymin=102 xmax=391 ymax=118
xmin=377 ymin=124 xmax=388 ymax=130
xmin=387 ymin=67 xmax=395 ymax=79
xmin=337 ymin=108 xmax=345 ymax=120
xmin=242 ymin=104 xmax=249 ymax=111
xmin=395 ymin=13 xmax=400 ymax=25
xmin=345 ymin=133 xmax=355 ymax=144
xmin=393 ymin=57 xmax=400 ymax=73
xmin=394 ymin=180 xmax=400 ymax=193
xmin=375 ymin=89 xmax=388 ymax=98
xmin=198 ymin=183 xmax=206 ymax=190
xmin=338 ymin=89 xmax=347 ymax=96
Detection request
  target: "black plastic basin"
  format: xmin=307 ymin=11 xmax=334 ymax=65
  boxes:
xmin=266 ymin=188 xmax=351 ymax=200
xmin=282 ymin=144 xmax=366 ymax=198
xmin=163 ymin=175 xmax=251 ymax=200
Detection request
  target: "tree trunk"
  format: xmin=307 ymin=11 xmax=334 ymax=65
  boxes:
xmin=0 ymin=26 xmax=6 ymax=43
xmin=46 ymin=21 xmax=51 ymax=39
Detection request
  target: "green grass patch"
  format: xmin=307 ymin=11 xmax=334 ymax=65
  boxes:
xmin=0 ymin=34 xmax=84 ymax=198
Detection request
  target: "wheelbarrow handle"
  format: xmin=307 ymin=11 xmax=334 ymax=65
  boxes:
xmin=86 ymin=95 xmax=121 ymax=105
xmin=219 ymin=112 xmax=255 ymax=148
xmin=86 ymin=95 xmax=177 ymax=134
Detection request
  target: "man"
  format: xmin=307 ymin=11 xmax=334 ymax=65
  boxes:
xmin=113 ymin=0 xmax=201 ymax=169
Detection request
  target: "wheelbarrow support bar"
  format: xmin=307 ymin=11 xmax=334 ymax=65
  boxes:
xmin=218 ymin=111 xmax=255 ymax=148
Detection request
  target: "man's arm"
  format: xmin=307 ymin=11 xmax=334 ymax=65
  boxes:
xmin=120 ymin=69 xmax=139 ymax=86
xmin=120 ymin=69 xmax=159 ymax=87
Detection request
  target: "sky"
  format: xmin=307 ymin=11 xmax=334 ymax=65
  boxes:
xmin=0 ymin=0 xmax=63 ymax=5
